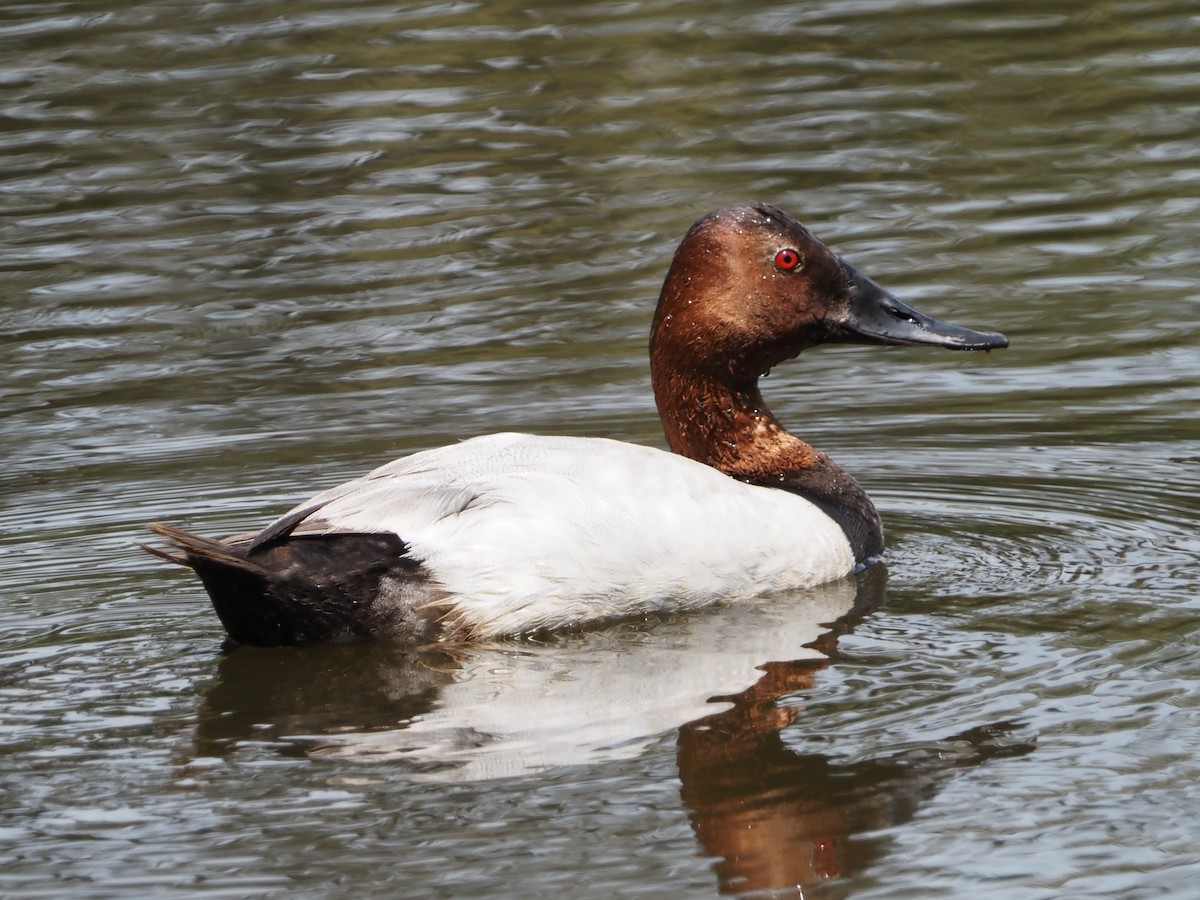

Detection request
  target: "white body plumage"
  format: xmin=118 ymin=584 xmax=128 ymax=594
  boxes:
xmin=281 ymin=432 xmax=855 ymax=638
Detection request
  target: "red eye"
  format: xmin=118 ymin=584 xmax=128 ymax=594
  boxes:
xmin=774 ymin=248 xmax=801 ymax=271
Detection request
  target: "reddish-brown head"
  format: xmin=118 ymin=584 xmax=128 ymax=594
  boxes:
xmin=649 ymin=204 xmax=849 ymax=385
xmin=649 ymin=204 xmax=1007 ymax=468
xmin=651 ymin=204 xmax=1008 ymax=380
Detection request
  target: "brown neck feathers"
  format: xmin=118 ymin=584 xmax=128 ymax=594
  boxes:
xmin=651 ymin=361 xmax=821 ymax=481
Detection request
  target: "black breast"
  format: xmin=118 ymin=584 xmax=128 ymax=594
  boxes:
xmin=747 ymin=455 xmax=884 ymax=565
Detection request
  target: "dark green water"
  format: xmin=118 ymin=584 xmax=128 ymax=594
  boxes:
xmin=3 ymin=1 xmax=1198 ymax=896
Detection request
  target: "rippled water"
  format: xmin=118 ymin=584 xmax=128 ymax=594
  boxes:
xmin=3 ymin=0 xmax=1199 ymax=896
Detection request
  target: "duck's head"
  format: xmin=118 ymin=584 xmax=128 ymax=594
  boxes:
xmin=650 ymin=203 xmax=1008 ymax=381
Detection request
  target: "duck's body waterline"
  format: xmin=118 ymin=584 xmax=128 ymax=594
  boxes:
xmin=147 ymin=204 xmax=1007 ymax=645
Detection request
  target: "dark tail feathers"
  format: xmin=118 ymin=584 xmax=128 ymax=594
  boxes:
xmin=141 ymin=523 xmax=264 ymax=572
xmin=142 ymin=523 xmax=440 ymax=646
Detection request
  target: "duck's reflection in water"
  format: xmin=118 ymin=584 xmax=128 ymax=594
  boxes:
xmin=678 ymin=663 xmax=1031 ymax=896
xmin=197 ymin=572 xmax=872 ymax=775
xmin=194 ymin=566 xmax=1033 ymax=894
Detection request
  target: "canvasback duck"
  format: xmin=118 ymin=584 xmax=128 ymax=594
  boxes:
xmin=146 ymin=204 xmax=1007 ymax=645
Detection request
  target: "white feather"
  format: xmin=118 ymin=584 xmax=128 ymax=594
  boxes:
xmin=280 ymin=432 xmax=855 ymax=637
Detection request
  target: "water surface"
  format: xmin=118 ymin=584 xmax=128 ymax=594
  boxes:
xmin=3 ymin=1 xmax=1199 ymax=897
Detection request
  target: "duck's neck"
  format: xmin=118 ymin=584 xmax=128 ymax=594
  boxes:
xmin=651 ymin=364 xmax=885 ymax=563
xmin=653 ymin=367 xmax=817 ymax=478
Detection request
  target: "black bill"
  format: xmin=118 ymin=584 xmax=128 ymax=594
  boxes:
xmin=837 ymin=258 xmax=1009 ymax=351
